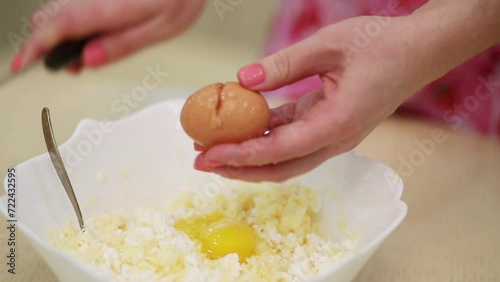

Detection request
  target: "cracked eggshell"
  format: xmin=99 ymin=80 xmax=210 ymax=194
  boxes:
xmin=180 ymin=82 xmax=271 ymax=148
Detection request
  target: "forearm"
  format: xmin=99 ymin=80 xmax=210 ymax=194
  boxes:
xmin=402 ymin=0 xmax=500 ymax=87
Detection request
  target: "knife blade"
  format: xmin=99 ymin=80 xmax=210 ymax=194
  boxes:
xmin=0 ymin=37 xmax=93 ymax=87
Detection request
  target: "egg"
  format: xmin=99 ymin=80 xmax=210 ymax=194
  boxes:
xmin=200 ymin=218 xmax=255 ymax=262
xmin=174 ymin=214 xmax=256 ymax=263
xmin=180 ymin=82 xmax=270 ymax=148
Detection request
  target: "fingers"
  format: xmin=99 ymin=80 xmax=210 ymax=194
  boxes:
xmin=13 ymin=0 xmax=157 ymax=71
xmin=10 ymin=52 xmax=24 ymax=73
xmin=191 ymin=103 xmax=297 ymax=154
xmin=195 ymin=145 xmax=335 ymax=182
xmin=200 ymin=90 xmax=336 ymax=167
xmin=192 ymin=103 xmax=294 ymax=154
xmin=237 ymin=31 xmax=343 ymax=91
xmin=82 ymin=15 xmax=168 ymax=68
xmin=202 ymin=119 xmax=332 ymax=167
xmin=269 ymin=102 xmax=295 ymax=129
xmin=194 ymin=143 xmax=206 ymax=152
xmin=200 ymin=125 xmax=310 ymax=167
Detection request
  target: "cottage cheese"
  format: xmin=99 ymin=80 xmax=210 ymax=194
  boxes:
xmin=51 ymin=185 xmax=354 ymax=281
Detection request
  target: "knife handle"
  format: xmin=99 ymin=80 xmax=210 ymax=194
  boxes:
xmin=43 ymin=37 xmax=93 ymax=71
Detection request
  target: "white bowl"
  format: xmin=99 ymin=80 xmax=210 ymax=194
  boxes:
xmin=0 ymin=92 xmax=406 ymax=282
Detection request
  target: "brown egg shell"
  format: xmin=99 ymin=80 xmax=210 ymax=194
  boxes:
xmin=180 ymin=82 xmax=271 ymax=148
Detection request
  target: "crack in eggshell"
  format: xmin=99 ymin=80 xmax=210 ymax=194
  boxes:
xmin=181 ymin=82 xmax=271 ymax=148
xmin=209 ymin=83 xmax=224 ymax=129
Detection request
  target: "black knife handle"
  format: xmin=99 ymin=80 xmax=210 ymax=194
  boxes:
xmin=43 ymin=37 xmax=93 ymax=71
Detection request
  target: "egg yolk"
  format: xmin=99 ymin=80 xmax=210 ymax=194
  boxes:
xmin=174 ymin=215 xmax=255 ymax=262
xmin=201 ymin=218 xmax=255 ymax=263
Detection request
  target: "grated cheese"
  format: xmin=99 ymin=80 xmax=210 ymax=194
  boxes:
xmin=51 ymin=185 xmax=354 ymax=281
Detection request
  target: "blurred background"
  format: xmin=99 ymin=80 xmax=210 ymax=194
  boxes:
xmin=0 ymin=0 xmax=278 ymax=169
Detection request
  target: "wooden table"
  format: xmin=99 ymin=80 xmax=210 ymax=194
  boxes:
xmin=354 ymin=116 xmax=500 ymax=282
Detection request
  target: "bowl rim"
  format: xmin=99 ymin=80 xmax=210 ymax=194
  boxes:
xmin=0 ymin=97 xmax=407 ymax=282
xmin=309 ymin=151 xmax=407 ymax=281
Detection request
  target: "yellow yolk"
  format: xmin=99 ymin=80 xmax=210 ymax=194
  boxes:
xmin=173 ymin=213 xmax=225 ymax=239
xmin=174 ymin=215 xmax=255 ymax=263
xmin=200 ymin=218 xmax=255 ymax=262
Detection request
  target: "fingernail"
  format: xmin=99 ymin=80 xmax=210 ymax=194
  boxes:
xmin=194 ymin=154 xmax=212 ymax=172
xmin=204 ymin=159 xmax=225 ymax=167
xmin=83 ymin=42 xmax=108 ymax=67
xmin=194 ymin=162 xmax=211 ymax=172
xmin=238 ymin=63 xmax=265 ymax=87
xmin=10 ymin=52 xmax=23 ymax=73
xmin=194 ymin=143 xmax=206 ymax=152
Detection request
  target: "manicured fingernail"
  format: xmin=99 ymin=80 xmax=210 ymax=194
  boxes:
xmin=194 ymin=143 xmax=206 ymax=152
xmin=83 ymin=42 xmax=108 ymax=67
xmin=205 ymin=159 xmax=225 ymax=167
xmin=10 ymin=52 xmax=23 ymax=73
xmin=238 ymin=63 xmax=265 ymax=87
xmin=194 ymin=154 xmax=212 ymax=172
xmin=194 ymin=162 xmax=211 ymax=172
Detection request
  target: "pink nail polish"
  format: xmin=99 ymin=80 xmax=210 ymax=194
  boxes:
xmin=193 ymin=143 xmax=206 ymax=152
xmin=194 ymin=162 xmax=211 ymax=172
xmin=204 ymin=159 xmax=225 ymax=167
xmin=10 ymin=52 xmax=23 ymax=73
xmin=194 ymin=154 xmax=211 ymax=172
xmin=83 ymin=42 xmax=108 ymax=67
xmin=238 ymin=63 xmax=265 ymax=87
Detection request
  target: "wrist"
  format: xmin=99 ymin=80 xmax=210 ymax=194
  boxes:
xmin=400 ymin=0 xmax=499 ymax=86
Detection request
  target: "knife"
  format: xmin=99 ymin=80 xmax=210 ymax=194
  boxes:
xmin=0 ymin=37 xmax=93 ymax=87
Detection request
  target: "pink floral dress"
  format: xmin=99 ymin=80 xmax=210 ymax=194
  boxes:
xmin=263 ymin=0 xmax=500 ymax=137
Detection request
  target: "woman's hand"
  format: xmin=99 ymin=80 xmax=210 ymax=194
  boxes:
xmin=193 ymin=15 xmax=421 ymax=181
xmin=11 ymin=0 xmax=204 ymax=72
xmin=194 ymin=0 xmax=500 ymax=182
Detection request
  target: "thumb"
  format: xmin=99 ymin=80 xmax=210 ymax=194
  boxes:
xmin=237 ymin=31 xmax=339 ymax=91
